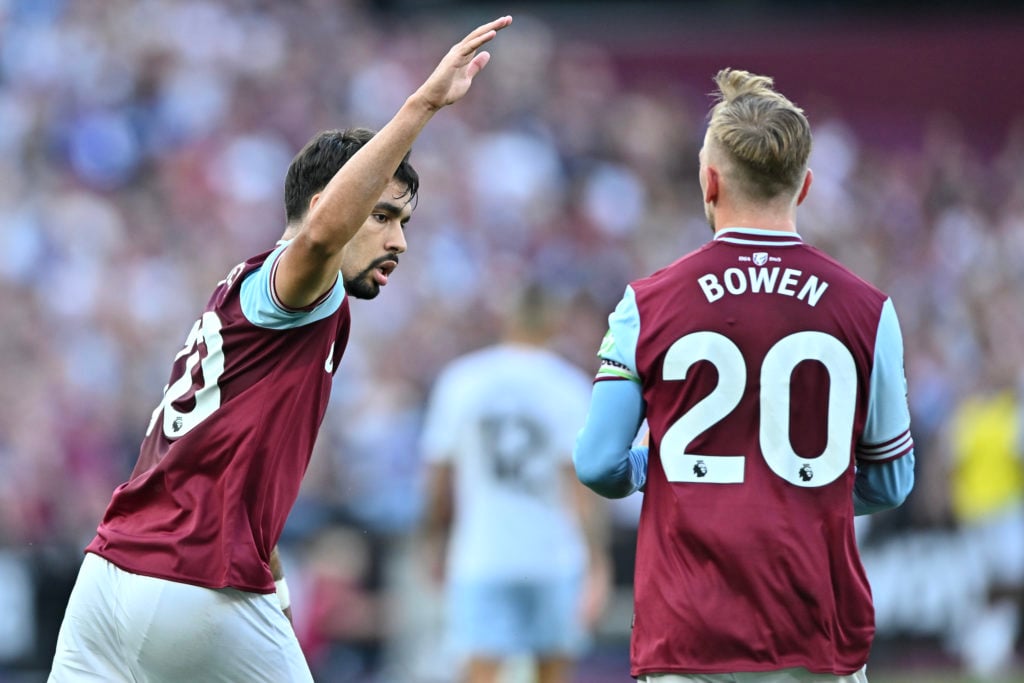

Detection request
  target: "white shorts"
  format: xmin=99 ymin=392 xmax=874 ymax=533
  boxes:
xmin=446 ymin=575 xmax=586 ymax=658
xmin=49 ymin=553 xmax=313 ymax=682
xmin=639 ymin=668 xmax=869 ymax=683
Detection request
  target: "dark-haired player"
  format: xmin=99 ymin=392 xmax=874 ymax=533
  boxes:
xmin=49 ymin=15 xmax=512 ymax=682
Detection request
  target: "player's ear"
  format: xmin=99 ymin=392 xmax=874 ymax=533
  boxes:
xmin=703 ymin=166 xmax=720 ymax=205
xmin=307 ymin=192 xmax=322 ymax=213
xmin=796 ymin=168 xmax=813 ymax=206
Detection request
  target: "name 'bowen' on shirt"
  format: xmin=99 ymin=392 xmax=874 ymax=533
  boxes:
xmin=698 ymin=267 xmax=829 ymax=307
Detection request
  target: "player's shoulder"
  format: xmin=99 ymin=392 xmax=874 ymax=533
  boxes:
xmin=239 ymin=243 xmax=285 ymax=277
xmin=802 ymin=242 xmax=890 ymax=302
xmin=483 ymin=343 xmax=569 ymax=375
xmin=214 ymin=244 xmax=283 ymax=292
xmin=205 ymin=245 xmax=280 ymax=310
xmin=454 ymin=344 xmax=584 ymax=379
xmin=437 ymin=344 xmax=517 ymax=380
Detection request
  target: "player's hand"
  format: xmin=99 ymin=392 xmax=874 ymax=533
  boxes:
xmin=413 ymin=15 xmax=512 ymax=111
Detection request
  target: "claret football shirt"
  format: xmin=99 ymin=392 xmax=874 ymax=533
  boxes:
xmin=87 ymin=242 xmax=350 ymax=593
xmin=596 ymin=227 xmax=913 ymax=675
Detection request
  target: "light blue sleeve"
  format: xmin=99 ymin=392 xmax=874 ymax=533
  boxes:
xmin=574 ymin=380 xmax=648 ymax=498
xmin=852 ymin=298 xmax=915 ymax=514
xmin=239 ymin=242 xmax=346 ymax=329
xmin=574 ymin=289 xmax=647 ymax=498
xmin=859 ymin=299 xmax=913 ymax=456
xmin=595 ymin=286 xmax=642 ymax=382
xmin=853 ymin=452 xmax=915 ymax=515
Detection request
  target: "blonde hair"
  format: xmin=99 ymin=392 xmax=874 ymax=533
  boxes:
xmin=707 ymin=68 xmax=811 ymax=201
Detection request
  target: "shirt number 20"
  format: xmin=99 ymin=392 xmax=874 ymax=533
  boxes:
xmin=661 ymin=330 xmax=856 ymax=488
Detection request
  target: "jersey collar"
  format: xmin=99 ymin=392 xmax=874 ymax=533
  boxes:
xmin=713 ymin=227 xmax=804 ymax=246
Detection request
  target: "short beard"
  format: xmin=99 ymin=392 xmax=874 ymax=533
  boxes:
xmin=342 ymin=255 xmax=397 ymax=300
xmin=343 ymin=273 xmax=379 ymax=300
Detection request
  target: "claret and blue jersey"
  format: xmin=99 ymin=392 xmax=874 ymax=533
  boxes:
xmin=87 ymin=241 xmax=351 ymax=595
xmin=573 ymin=227 xmax=915 ymax=676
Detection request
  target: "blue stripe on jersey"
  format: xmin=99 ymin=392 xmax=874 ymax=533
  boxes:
xmin=240 ymin=242 xmax=346 ymax=330
xmin=595 ymin=286 xmax=641 ymax=382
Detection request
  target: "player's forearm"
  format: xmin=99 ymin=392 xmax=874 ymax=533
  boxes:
xmin=303 ymin=96 xmax=436 ymax=254
xmin=421 ymin=464 xmax=454 ymax=539
xmin=576 ymin=443 xmax=648 ymax=499
xmin=852 ymin=451 xmax=915 ymax=515
xmin=570 ymin=468 xmax=611 ymax=557
xmin=574 ymin=381 xmax=648 ymax=498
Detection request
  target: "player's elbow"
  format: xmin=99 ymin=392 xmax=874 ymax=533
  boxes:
xmin=884 ymin=476 xmax=914 ymax=509
xmin=853 ymin=490 xmax=907 ymax=516
xmin=853 ymin=462 xmax=915 ymax=515
xmin=573 ymin=449 xmax=629 ymax=499
xmin=572 ymin=452 xmax=605 ymax=491
xmin=874 ymin=489 xmax=910 ymax=512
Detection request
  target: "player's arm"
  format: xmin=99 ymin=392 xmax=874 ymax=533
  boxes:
xmin=574 ymin=287 xmax=649 ymax=498
xmin=274 ymin=15 xmax=513 ymax=308
xmin=853 ymin=298 xmax=916 ymax=515
xmin=853 ymin=455 xmax=915 ymax=515
xmin=574 ymin=381 xmax=649 ymax=498
xmin=418 ymin=365 xmax=462 ymax=585
xmin=566 ymin=465 xmax=613 ymax=628
xmin=240 ymin=242 xmax=347 ymax=329
xmin=421 ymin=462 xmax=454 ymax=584
xmin=269 ymin=545 xmax=293 ymax=623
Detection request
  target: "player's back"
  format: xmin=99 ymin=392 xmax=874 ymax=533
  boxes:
xmin=421 ymin=343 xmax=591 ymax=583
xmin=629 ymin=228 xmax=889 ymax=674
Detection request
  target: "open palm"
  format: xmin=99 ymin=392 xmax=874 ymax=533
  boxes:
xmin=417 ymin=15 xmax=513 ymax=109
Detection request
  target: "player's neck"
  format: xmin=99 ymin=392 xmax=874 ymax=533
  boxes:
xmin=713 ymin=209 xmax=798 ymax=234
xmin=712 ymin=198 xmax=799 ymax=234
xmin=503 ymin=329 xmax=549 ymax=347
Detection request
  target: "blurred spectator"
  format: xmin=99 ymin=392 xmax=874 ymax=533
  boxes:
xmin=945 ymin=369 xmax=1024 ymax=677
xmin=295 ymin=525 xmax=385 ymax=683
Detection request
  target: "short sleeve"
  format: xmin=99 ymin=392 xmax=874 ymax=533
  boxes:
xmin=240 ymin=242 xmax=346 ymax=330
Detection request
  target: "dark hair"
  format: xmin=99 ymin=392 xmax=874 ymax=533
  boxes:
xmin=283 ymin=127 xmax=420 ymax=224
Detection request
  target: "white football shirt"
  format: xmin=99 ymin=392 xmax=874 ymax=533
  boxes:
xmin=420 ymin=343 xmax=593 ymax=582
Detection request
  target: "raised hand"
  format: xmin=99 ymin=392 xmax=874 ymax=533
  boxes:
xmin=414 ymin=15 xmax=513 ymax=111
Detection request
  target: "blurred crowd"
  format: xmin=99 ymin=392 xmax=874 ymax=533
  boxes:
xmin=0 ymin=0 xmax=1022 ymax=680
